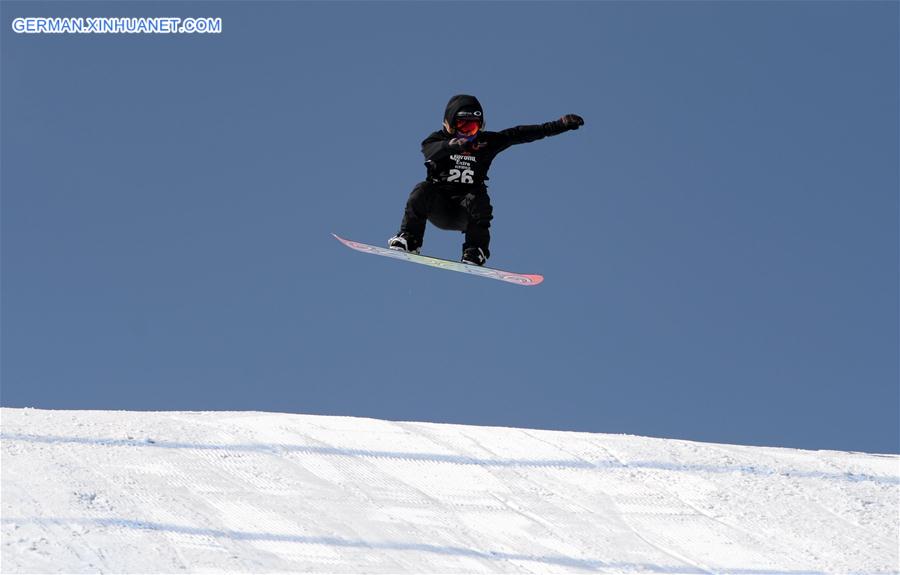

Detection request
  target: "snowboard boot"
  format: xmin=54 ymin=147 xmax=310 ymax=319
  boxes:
xmin=462 ymin=246 xmax=488 ymax=266
xmin=388 ymin=232 xmax=421 ymax=254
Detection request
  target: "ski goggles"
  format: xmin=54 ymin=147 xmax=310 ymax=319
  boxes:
xmin=454 ymin=118 xmax=482 ymax=136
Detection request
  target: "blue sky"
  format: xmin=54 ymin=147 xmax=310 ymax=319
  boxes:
xmin=2 ymin=1 xmax=897 ymax=454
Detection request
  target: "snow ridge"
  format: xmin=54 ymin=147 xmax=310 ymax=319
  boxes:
xmin=2 ymin=408 xmax=897 ymax=574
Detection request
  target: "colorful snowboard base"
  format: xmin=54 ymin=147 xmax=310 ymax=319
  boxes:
xmin=333 ymin=234 xmax=543 ymax=286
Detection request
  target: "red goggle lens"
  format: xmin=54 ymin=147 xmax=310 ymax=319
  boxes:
xmin=455 ymin=119 xmax=482 ymax=136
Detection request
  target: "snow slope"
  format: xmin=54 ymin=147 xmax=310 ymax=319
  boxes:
xmin=1 ymin=408 xmax=897 ymax=574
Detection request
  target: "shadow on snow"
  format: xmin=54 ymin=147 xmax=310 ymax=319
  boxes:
xmin=3 ymin=432 xmax=896 ymax=485
xmin=1 ymin=517 xmax=839 ymax=574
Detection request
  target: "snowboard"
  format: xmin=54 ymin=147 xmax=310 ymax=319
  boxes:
xmin=333 ymin=234 xmax=543 ymax=286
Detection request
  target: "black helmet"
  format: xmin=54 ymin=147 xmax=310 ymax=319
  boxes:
xmin=444 ymin=94 xmax=484 ymax=134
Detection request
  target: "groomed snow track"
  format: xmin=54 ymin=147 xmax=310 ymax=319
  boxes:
xmin=2 ymin=409 xmax=897 ymax=574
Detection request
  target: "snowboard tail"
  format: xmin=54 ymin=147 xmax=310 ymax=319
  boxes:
xmin=333 ymin=234 xmax=543 ymax=286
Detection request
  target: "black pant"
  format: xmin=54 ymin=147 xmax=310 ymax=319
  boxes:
xmin=399 ymin=181 xmax=493 ymax=255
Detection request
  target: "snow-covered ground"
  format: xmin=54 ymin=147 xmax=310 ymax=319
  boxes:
xmin=1 ymin=408 xmax=897 ymax=574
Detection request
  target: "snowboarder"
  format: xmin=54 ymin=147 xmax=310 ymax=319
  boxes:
xmin=388 ymin=94 xmax=584 ymax=266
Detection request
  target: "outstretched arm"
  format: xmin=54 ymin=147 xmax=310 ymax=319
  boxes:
xmin=495 ymin=114 xmax=584 ymax=152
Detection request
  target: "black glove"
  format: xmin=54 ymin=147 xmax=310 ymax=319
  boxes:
xmin=449 ymin=135 xmax=486 ymax=151
xmin=448 ymin=136 xmax=470 ymax=150
xmin=560 ymin=114 xmax=585 ymax=130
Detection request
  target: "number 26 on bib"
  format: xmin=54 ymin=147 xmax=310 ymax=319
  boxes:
xmin=447 ymin=169 xmax=474 ymax=184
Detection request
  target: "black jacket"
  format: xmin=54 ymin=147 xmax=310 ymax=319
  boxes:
xmin=421 ymin=121 xmax=571 ymax=188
